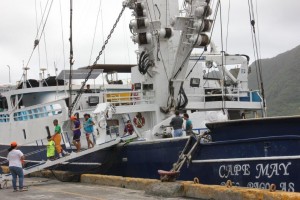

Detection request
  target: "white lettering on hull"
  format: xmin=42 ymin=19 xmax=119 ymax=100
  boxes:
xmin=218 ymin=162 xmax=294 ymax=192
xmin=255 ymin=162 xmax=291 ymax=178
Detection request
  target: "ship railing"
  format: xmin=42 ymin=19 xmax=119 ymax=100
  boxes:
xmin=187 ymin=89 xmax=262 ymax=103
xmin=104 ymin=90 xmax=155 ymax=106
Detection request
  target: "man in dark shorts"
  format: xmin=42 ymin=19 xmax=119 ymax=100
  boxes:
xmin=71 ymin=115 xmax=81 ymax=152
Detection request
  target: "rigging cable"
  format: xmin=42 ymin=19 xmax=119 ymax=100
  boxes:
xmin=151 ymin=0 xmax=157 ymax=20
xmin=35 ymin=0 xmax=50 ymax=39
xmin=23 ymin=0 xmax=54 ymax=73
xmin=89 ymin=0 xmax=102 ymax=65
xmin=247 ymin=0 xmax=266 ymax=117
xmin=247 ymin=1 xmax=260 ymax=92
xmin=165 ymin=0 xmax=168 ymax=25
xmin=123 ymin=10 xmax=131 ymax=64
xmin=40 ymin=1 xmax=50 ymax=73
xmin=34 ymin=0 xmax=41 ymax=71
xmin=219 ymin=0 xmax=227 ymax=114
xmin=59 ymin=0 xmax=67 ymax=94
xmin=69 ymin=5 xmax=127 ymax=115
xmin=254 ymin=0 xmax=262 ymax=63
xmin=100 ymin=0 xmax=106 ymax=63
xmin=225 ymin=0 xmax=231 ymax=52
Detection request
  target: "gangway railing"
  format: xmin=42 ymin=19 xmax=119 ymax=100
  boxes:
xmin=0 ymin=138 xmax=121 ymax=187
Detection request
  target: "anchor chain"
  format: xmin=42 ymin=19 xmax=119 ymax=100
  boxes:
xmin=69 ymin=5 xmax=127 ymax=115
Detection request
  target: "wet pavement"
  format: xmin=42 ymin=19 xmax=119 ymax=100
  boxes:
xmin=1 ymin=178 xmax=192 ymax=200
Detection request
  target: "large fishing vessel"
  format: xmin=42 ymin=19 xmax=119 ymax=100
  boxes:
xmin=1 ymin=0 xmax=299 ymax=193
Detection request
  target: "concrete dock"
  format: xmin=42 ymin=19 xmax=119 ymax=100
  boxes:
xmin=1 ymin=177 xmax=190 ymax=200
xmin=2 ymin=166 xmax=300 ymax=200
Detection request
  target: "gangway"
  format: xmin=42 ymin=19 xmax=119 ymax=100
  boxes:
xmin=0 ymin=138 xmax=121 ymax=188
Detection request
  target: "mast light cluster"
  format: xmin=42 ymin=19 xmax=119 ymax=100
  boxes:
xmin=171 ymin=0 xmax=212 ymax=47
xmin=127 ymin=0 xmax=174 ymax=45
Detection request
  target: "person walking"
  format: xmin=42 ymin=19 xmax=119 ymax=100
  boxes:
xmin=183 ymin=113 xmax=193 ymax=136
xmin=71 ymin=115 xmax=81 ymax=153
xmin=52 ymin=119 xmax=69 ymax=158
xmin=170 ymin=111 xmax=183 ymax=137
xmin=7 ymin=142 xmax=27 ymax=192
xmin=83 ymin=114 xmax=95 ymax=148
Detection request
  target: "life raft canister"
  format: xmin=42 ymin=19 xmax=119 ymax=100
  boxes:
xmin=133 ymin=116 xmax=145 ymax=128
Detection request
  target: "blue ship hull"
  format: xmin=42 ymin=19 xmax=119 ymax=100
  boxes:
xmin=1 ymin=116 xmax=300 ymax=192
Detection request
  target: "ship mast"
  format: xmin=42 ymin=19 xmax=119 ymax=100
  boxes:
xmin=68 ymin=0 xmax=74 ymax=117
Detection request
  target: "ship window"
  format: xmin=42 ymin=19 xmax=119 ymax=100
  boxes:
xmin=134 ymin=83 xmax=142 ymax=90
xmin=0 ymin=97 xmax=8 ymax=112
xmin=143 ymin=84 xmax=153 ymax=90
xmin=190 ymin=78 xmax=200 ymax=87
xmin=88 ymin=96 xmax=99 ymax=106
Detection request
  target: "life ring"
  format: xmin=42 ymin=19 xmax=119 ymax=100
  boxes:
xmin=133 ymin=116 xmax=145 ymax=128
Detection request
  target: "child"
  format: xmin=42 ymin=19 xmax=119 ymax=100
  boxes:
xmin=47 ymin=136 xmax=55 ymax=160
xmin=124 ymin=120 xmax=134 ymax=135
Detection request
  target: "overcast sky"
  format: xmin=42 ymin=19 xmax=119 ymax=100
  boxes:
xmin=0 ymin=0 xmax=300 ymax=84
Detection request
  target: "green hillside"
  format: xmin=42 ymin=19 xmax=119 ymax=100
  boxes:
xmin=248 ymin=45 xmax=300 ymax=116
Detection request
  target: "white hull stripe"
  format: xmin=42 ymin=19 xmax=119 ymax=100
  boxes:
xmin=192 ymin=155 xmax=300 ymax=163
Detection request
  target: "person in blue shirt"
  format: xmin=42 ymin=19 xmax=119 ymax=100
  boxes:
xmin=84 ymin=114 xmax=95 ymax=148
xmin=183 ymin=113 xmax=193 ymax=136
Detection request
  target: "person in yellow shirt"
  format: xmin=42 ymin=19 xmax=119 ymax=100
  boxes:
xmin=47 ymin=136 xmax=55 ymax=160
